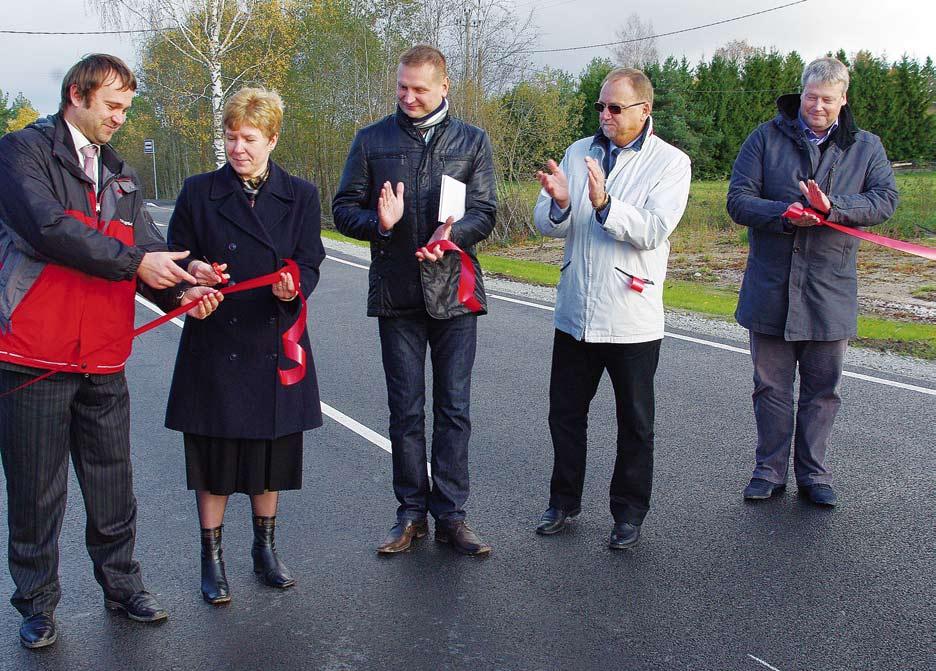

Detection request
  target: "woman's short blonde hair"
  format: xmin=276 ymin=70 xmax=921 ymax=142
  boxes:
xmin=222 ymin=87 xmax=284 ymax=138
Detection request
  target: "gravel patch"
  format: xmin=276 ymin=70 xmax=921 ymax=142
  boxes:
xmin=323 ymin=238 xmax=936 ymax=386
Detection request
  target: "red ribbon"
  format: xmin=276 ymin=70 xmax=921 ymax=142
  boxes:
xmin=1 ymin=260 xmax=307 ymax=398
xmin=783 ymin=203 xmax=936 ymax=261
xmin=425 ymin=240 xmax=483 ymax=312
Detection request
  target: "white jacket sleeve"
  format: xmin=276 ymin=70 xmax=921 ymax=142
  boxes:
xmin=599 ymin=153 xmax=691 ymax=250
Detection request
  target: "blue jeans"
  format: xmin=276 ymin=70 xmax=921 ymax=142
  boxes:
xmin=749 ymin=331 xmax=847 ymax=486
xmin=378 ymin=314 xmax=477 ymax=523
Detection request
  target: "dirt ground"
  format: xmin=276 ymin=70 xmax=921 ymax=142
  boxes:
xmin=486 ymin=231 xmax=936 ymax=324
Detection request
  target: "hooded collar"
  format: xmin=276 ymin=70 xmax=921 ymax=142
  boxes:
xmin=775 ymin=93 xmax=858 ymax=151
xmin=32 ymin=113 xmax=129 ymax=185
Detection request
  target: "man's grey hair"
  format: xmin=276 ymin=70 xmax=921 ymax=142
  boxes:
xmin=801 ymin=57 xmax=849 ymax=94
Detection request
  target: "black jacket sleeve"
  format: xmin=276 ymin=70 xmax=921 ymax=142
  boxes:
xmin=332 ymin=131 xmax=384 ymax=242
xmin=450 ymin=132 xmax=497 ymax=249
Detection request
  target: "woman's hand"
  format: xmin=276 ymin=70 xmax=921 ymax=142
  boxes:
xmin=181 ymin=286 xmax=223 ymax=319
xmin=272 ymin=271 xmax=298 ymax=301
xmin=188 ymin=260 xmax=230 ymax=286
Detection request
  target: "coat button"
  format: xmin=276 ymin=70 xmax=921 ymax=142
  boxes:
xmin=227 ymin=242 xmax=237 ymax=251
xmin=268 ymin=316 xmax=276 ymax=325
xmin=269 ymin=353 xmax=277 ymax=360
xmin=229 ymin=316 xmax=238 ymax=325
xmin=229 ymin=353 xmax=238 ymax=361
xmin=793 ymin=246 xmax=801 ymax=253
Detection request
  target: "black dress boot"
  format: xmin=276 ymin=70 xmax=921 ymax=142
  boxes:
xmin=251 ymin=516 xmax=295 ymax=588
xmin=201 ymin=526 xmax=231 ymax=605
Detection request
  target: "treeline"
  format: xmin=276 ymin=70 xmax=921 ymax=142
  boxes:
xmin=104 ymin=1 xmax=935 ymax=241
xmin=0 ymin=90 xmax=39 ymax=134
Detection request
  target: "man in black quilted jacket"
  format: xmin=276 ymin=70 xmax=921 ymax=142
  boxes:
xmin=333 ymin=44 xmax=496 ymax=557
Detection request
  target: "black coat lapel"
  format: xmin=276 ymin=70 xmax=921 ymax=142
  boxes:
xmin=211 ymin=163 xmax=275 ymax=250
xmin=252 ymin=161 xmax=294 ymax=236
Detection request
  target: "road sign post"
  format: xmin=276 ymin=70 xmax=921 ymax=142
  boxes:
xmin=143 ymin=139 xmax=158 ymax=200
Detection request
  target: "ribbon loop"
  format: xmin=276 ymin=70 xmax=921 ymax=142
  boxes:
xmin=425 ymin=239 xmax=483 ymax=312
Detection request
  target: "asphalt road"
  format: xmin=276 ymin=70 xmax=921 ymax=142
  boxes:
xmin=0 ymin=206 xmax=933 ymax=670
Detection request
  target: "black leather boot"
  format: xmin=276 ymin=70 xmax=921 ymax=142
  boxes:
xmin=251 ymin=516 xmax=295 ymax=588
xmin=200 ymin=526 xmax=231 ymax=605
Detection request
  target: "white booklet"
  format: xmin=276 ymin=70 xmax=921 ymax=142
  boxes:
xmin=438 ymin=175 xmax=466 ymax=223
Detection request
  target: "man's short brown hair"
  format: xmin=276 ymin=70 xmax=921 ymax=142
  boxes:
xmin=601 ymin=67 xmax=654 ymax=109
xmin=399 ymin=44 xmax=447 ymax=80
xmin=60 ymin=54 xmax=137 ymax=112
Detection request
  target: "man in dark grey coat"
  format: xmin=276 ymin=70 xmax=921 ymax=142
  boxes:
xmin=727 ymin=57 xmax=898 ymax=507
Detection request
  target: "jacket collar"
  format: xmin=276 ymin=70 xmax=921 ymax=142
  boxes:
xmin=210 ymin=160 xmax=293 ymax=251
xmin=590 ymin=116 xmax=653 ymax=153
xmin=210 ymin=160 xmax=294 ymax=202
xmin=775 ymin=93 xmax=858 ymax=151
xmin=34 ymin=113 xmax=130 ymax=186
xmin=395 ymin=106 xmax=452 ymax=143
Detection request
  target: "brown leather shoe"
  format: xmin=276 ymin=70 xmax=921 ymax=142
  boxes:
xmin=435 ymin=521 xmax=492 ymax=557
xmin=376 ymin=519 xmax=428 ymax=554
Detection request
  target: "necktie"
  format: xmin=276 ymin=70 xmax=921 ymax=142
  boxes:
xmin=80 ymin=144 xmax=98 ymax=187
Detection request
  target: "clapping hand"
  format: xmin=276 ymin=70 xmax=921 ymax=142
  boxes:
xmin=535 ymin=159 xmax=570 ymax=209
xmin=377 ymin=181 xmax=405 ymax=233
xmin=584 ymin=156 xmax=607 ymax=209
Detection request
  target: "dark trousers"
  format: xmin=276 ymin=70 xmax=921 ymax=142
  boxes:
xmin=378 ymin=313 xmax=477 ymax=523
xmin=0 ymin=368 xmax=144 ymax=617
xmin=749 ymin=331 xmax=847 ymax=486
xmin=547 ymin=330 xmax=661 ymax=526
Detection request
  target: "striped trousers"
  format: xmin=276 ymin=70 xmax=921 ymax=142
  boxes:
xmin=0 ymin=366 xmax=144 ymax=617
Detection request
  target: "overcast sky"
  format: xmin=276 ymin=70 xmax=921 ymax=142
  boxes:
xmin=1 ymin=0 xmax=934 ymax=115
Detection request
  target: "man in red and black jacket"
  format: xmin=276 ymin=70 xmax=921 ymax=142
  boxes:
xmin=0 ymin=54 xmax=217 ymax=650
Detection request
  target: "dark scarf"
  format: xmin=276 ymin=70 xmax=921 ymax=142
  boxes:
xmin=240 ymin=164 xmax=271 ymax=207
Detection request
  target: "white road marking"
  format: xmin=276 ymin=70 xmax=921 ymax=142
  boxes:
xmin=747 ymin=654 xmax=782 ymax=671
xmin=319 ymin=402 xmax=390 ymax=454
xmin=324 ymin=254 xmax=936 ymax=397
xmin=327 ymin=255 xmax=369 ymax=270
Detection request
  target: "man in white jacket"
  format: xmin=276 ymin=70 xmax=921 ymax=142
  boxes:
xmin=532 ymin=67 xmax=691 ymax=549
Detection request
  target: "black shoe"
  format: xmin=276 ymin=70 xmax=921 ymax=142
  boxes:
xmin=535 ymin=506 xmax=580 ymax=535
xmin=104 ymin=591 xmax=169 ymax=623
xmin=252 ymin=516 xmax=296 ymax=588
xmin=609 ymin=521 xmax=640 ymax=550
xmin=201 ymin=525 xmax=231 ymax=605
xmin=435 ymin=521 xmax=492 ymax=557
xmin=376 ymin=518 xmax=429 ymax=554
xmin=743 ymin=478 xmax=787 ymax=500
xmin=798 ymin=483 xmax=838 ymax=507
xmin=19 ymin=613 xmax=56 ymax=649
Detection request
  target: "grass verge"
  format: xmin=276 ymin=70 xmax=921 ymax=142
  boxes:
xmin=321 ymin=228 xmax=936 ymax=360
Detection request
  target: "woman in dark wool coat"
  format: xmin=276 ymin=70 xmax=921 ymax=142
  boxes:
xmin=165 ymin=87 xmax=325 ymax=605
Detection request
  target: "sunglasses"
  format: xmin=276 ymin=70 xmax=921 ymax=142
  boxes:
xmin=594 ymin=100 xmax=646 ymax=115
